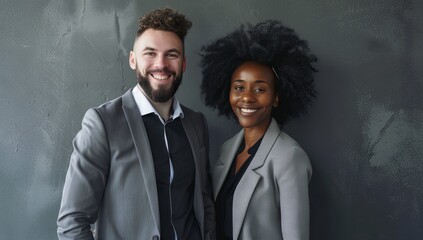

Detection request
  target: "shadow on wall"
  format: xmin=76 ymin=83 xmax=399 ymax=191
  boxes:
xmin=306 ymin=37 xmax=423 ymax=240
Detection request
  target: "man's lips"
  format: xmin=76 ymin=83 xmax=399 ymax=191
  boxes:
xmin=150 ymin=73 xmax=171 ymax=80
xmin=148 ymin=69 xmax=175 ymax=81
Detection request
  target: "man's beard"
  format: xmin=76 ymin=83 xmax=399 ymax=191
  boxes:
xmin=136 ymin=67 xmax=183 ymax=103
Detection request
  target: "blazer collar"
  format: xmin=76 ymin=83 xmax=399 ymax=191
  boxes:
xmin=212 ymin=119 xmax=281 ymax=240
xmin=179 ymin=109 xmax=206 ymax=239
xmin=212 ymin=130 xmax=242 ymax=200
xmin=212 ymin=119 xmax=281 ymax=196
xmin=248 ymin=119 xmax=281 ymax=170
xmin=122 ymin=90 xmax=203 ymax=236
xmin=122 ymin=89 xmax=160 ymax=230
xmin=233 ymin=119 xmax=281 ymax=239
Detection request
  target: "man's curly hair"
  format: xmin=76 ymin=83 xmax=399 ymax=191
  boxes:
xmin=137 ymin=8 xmax=192 ymax=42
xmin=200 ymin=20 xmax=318 ymax=127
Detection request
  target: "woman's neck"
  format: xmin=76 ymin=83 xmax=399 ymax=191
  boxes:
xmin=242 ymin=120 xmax=271 ymax=149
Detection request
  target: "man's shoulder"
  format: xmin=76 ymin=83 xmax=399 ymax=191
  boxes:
xmin=95 ymin=95 xmax=123 ymax=113
xmin=93 ymin=89 xmax=133 ymax=116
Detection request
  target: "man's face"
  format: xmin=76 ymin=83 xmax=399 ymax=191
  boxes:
xmin=129 ymin=29 xmax=186 ymax=102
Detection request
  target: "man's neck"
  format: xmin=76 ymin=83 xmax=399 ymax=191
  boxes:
xmin=149 ymin=97 xmax=173 ymax=121
xmin=137 ymin=85 xmax=174 ymax=121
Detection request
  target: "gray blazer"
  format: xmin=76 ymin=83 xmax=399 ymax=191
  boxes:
xmin=57 ymin=89 xmax=215 ymax=240
xmin=212 ymin=119 xmax=311 ymax=240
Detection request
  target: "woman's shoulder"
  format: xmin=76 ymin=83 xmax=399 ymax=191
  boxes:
xmin=270 ymin=131 xmax=310 ymax=166
xmin=275 ymin=131 xmax=304 ymax=150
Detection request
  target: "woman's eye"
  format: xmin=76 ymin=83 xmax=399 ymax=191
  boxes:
xmin=234 ymin=86 xmax=244 ymax=91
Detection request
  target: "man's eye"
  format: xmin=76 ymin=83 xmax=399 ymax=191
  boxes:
xmin=167 ymin=54 xmax=179 ymax=59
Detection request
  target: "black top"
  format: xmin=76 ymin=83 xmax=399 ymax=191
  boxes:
xmin=143 ymin=113 xmax=201 ymax=240
xmin=215 ymin=137 xmax=263 ymax=240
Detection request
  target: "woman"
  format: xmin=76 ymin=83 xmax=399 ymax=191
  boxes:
xmin=200 ymin=20 xmax=317 ymax=240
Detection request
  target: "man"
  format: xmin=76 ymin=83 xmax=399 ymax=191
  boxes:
xmin=57 ymin=8 xmax=215 ymax=240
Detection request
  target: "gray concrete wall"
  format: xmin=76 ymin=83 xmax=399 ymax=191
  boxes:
xmin=0 ymin=0 xmax=421 ymax=239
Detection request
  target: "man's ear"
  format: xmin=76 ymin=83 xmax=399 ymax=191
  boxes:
xmin=129 ymin=51 xmax=136 ymax=70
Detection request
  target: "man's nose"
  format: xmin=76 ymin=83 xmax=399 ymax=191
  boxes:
xmin=153 ymin=55 xmax=168 ymax=69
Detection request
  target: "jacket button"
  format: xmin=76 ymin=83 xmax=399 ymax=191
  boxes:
xmin=152 ymin=235 xmax=159 ymax=240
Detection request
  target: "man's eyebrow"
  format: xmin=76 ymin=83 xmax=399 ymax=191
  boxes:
xmin=167 ymin=48 xmax=182 ymax=55
xmin=141 ymin=47 xmax=182 ymax=55
xmin=141 ymin=47 xmax=156 ymax=52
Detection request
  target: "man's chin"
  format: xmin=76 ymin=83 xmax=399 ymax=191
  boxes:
xmin=149 ymin=81 xmax=172 ymax=90
xmin=137 ymin=71 xmax=182 ymax=102
xmin=145 ymin=85 xmax=173 ymax=102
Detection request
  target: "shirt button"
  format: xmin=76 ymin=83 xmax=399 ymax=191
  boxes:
xmin=152 ymin=235 xmax=159 ymax=240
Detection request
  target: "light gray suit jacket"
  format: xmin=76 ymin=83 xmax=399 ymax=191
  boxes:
xmin=212 ymin=119 xmax=311 ymax=240
xmin=58 ymin=89 xmax=215 ymax=240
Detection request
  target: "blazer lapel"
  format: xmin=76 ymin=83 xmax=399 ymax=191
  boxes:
xmin=212 ymin=130 xmax=244 ymax=200
xmin=180 ymin=109 xmax=202 ymax=168
xmin=232 ymin=119 xmax=281 ymax=240
xmin=122 ymin=90 xmax=160 ymax=230
xmin=180 ymin=111 xmax=205 ymax=233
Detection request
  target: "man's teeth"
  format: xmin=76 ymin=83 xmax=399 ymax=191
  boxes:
xmin=240 ymin=108 xmax=257 ymax=113
xmin=152 ymin=74 xmax=170 ymax=80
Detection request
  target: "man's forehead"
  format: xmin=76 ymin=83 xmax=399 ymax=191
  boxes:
xmin=134 ymin=29 xmax=183 ymax=51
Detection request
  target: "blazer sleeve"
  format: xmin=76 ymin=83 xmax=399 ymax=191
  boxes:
xmin=200 ymin=114 xmax=216 ymax=240
xmin=57 ymin=108 xmax=110 ymax=240
xmin=277 ymin=146 xmax=312 ymax=240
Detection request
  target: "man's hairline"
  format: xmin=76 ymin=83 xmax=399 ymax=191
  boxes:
xmin=133 ymin=28 xmax=186 ymax=55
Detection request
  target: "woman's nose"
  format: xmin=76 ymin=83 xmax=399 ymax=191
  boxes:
xmin=241 ymin=90 xmax=255 ymax=102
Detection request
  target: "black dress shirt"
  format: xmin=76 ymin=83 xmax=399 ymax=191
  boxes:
xmin=143 ymin=113 xmax=201 ymax=240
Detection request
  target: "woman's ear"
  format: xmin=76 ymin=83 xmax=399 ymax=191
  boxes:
xmin=273 ymin=95 xmax=279 ymax=108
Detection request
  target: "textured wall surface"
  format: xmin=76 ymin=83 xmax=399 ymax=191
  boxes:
xmin=0 ymin=0 xmax=421 ymax=239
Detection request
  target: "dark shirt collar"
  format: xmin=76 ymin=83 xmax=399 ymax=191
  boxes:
xmin=236 ymin=136 xmax=264 ymax=155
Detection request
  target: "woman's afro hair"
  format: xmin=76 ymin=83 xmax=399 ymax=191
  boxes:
xmin=200 ymin=20 xmax=318 ymax=127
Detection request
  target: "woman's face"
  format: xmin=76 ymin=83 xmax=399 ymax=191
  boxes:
xmin=230 ymin=61 xmax=279 ymax=131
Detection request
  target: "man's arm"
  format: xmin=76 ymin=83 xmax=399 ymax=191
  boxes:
xmin=57 ymin=108 xmax=110 ymax=240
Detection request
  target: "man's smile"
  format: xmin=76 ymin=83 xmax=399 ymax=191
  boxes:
xmin=150 ymin=73 xmax=172 ymax=80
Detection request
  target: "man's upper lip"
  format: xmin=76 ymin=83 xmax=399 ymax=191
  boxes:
xmin=148 ymin=69 xmax=173 ymax=75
